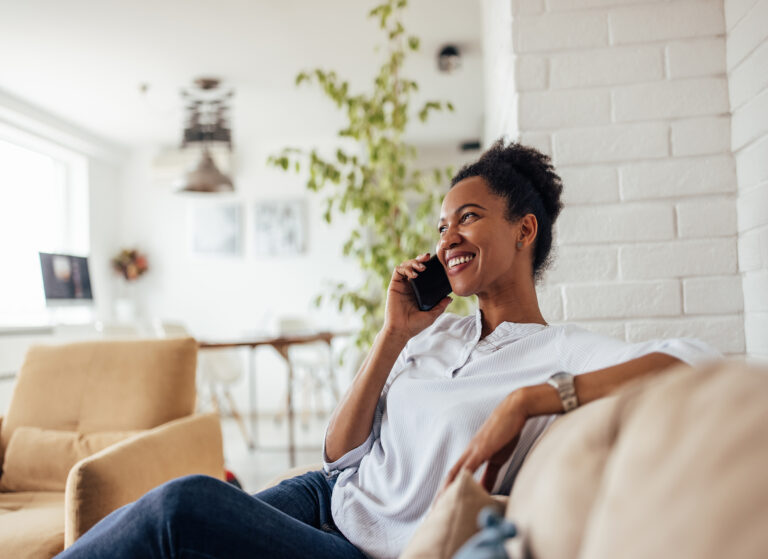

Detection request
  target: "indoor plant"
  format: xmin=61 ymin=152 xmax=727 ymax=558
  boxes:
xmin=269 ymin=0 xmax=470 ymax=348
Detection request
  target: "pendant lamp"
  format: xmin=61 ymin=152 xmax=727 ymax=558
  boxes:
xmin=177 ymin=77 xmax=235 ymax=194
xmin=178 ymin=148 xmax=234 ymax=193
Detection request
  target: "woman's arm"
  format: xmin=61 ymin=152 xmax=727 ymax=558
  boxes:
xmin=443 ymin=352 xmax=685 ymax=491
xmin=523 ymin=351 xmax=684 ymax=416
xmin=324 ymin=253 xmax=452 ymax=463
xmin=324 ymin=327 xmax=409 ymax=463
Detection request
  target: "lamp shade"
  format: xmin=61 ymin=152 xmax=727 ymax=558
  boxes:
xmin=177 ymin=149 xmax=234 ymax=193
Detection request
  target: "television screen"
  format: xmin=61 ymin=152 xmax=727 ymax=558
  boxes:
xmin=39 ymin=252 xmax=93 ymax=302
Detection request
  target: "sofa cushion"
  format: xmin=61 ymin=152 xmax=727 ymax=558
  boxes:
xmin=0 ymin=427 xmax=138 ymax=492
xmin=0 ymin=491 xmax=64 ymax=558
xmin=505 ymin=391 xmax=627 ymax=559
xmin=401 ymin=469 xmax=507 ymax=559
xmin=578 ymin=361 xmax=768 ymax=559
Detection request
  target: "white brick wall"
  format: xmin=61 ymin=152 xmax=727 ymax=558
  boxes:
xmin=481 ymin=0 xmax=749 ymax=356
xmin=726 ymin=0 xmax=768 ymax=360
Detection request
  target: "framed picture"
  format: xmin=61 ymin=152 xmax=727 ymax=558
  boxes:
xmin=189 ymin=201 xmax=242 ymax=257
xmin=253 ymin=200 xmax=306 ymax=256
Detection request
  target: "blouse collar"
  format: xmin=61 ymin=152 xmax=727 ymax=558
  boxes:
xmin=473 ymin=308 xmax=548 ymax=345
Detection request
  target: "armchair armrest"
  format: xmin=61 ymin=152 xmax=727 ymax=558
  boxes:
xmin=64 ymin=413 xmax=224 ymax=547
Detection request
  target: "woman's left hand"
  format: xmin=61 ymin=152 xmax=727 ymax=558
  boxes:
xmin=441 ymin=390 xmax=529 ymax=493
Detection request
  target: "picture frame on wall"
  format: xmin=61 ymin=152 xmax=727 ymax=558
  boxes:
xmin=253 ymin=199 xmax=306 ymax=257
xmin=188 ymin=201 xmax=243 ymax=257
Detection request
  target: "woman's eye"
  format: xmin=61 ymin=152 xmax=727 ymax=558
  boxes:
xmin=460 ymin=212 xmax=477 ymax=223
xmin=438 ymin=225 xmax=447 ymax=234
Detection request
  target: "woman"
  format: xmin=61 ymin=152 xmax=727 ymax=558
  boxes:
xmin=58 ymin=141 xmax=717 ymax=559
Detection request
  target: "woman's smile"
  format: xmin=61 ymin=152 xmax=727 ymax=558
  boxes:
xmin=446 ymin=251 xmax=476 ymax=273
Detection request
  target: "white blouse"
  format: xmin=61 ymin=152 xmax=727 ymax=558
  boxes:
xmin=323 ymin=310 xmax=719 ymax=559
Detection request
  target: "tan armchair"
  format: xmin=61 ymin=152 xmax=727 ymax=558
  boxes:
xmin=0 ymin=337 xmax=225 ymax=559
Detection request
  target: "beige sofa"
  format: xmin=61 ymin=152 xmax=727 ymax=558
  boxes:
xmin=0 ymin=337 xmax=225 ymax=559
xmin=270 ymin=359 xmax=768 ymax=559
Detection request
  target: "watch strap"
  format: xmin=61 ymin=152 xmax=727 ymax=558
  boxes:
xmin=547 ymin=372 xmax=579 ymax=413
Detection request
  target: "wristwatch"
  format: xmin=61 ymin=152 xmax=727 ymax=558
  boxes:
xmin=547 ymin=372 xmax=579 ymax=413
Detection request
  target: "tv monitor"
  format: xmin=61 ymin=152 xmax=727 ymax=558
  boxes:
xmin=39 ymin=252 xmax=93 ymax=304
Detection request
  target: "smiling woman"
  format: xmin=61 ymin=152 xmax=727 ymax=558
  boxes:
xmin=58 ymin=140 xmax=720 ymax=559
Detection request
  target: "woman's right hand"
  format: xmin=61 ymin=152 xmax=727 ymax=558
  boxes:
xmin=383 ymin=253 xmax=452 ymax=341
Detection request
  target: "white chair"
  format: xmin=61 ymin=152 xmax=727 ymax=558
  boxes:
xmin=273 ymin=317 xmax=341 ymax=429
xmin=152 ymin=319 xmax=253 ymax=449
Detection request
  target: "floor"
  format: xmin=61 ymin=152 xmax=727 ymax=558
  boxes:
xmin=220 ymin=412 xmax=330 ymax=493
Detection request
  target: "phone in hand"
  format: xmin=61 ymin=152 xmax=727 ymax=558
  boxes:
xmin=408 ymin=255 xmax=452 ymax=311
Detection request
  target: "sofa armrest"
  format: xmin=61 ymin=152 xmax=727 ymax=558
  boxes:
xmin=64 ymin=413 xmax=224 ymax=547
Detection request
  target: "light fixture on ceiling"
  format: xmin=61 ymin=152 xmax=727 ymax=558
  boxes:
xmin=177 ymin=77 xmax=235 ymax=193
xmin=437 ymin=44 xmax=461 ymax=73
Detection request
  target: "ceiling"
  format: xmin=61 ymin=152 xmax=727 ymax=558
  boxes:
xmin=0 ymin=0 xmax=484 ymax=150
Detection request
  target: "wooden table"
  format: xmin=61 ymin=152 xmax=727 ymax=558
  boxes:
xmin=198 ymin=331 xmax=347 ymax=466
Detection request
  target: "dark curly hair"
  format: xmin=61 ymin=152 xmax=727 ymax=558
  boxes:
xmin=451 ymin=139 xmax=564 ymax=282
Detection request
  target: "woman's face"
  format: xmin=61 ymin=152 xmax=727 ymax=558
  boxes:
xmin=436 ymin=176 xmax=524 ymax=298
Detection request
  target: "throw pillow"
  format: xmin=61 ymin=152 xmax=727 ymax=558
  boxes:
xmin=0 ymin=427 xmax=139 ymax=492
xmin=400 ymin=469 xmax=507 ymax=559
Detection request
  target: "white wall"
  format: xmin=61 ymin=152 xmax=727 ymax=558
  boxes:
xmin=116 ymin=138 xmax=479 ymax=414
xmin=725 ymin=0 xmax=768 ymax=361
xmin=483 ymin=0 xmax=745 ymax=355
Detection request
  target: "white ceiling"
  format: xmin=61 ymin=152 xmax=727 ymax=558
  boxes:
xmin=0 ymin=0 xmax=485 ymax=150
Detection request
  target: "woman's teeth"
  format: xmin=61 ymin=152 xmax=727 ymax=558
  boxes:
xmin=448 ymin=255 xmax=475 ymax=268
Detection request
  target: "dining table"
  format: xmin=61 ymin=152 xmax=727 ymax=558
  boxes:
xmin=198 ymin=330 xmax=349 ymax=467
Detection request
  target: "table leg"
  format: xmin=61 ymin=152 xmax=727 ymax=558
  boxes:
xmin=248 ymin=347 xmax=257 ymax=450
xmin=287 ymin=359 xmax=295 ymax=467
xmin=274 ymin=344 xmax=296 ymax=468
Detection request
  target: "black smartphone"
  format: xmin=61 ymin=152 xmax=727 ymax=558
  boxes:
xmin=408 ymin=255 xmax=452 ymax=311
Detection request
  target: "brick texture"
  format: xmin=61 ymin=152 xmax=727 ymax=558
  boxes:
xmin=619 ymin=155 xmax=736 ymax=200
xmin=683 ymin=276 xmax=744 ymax=314
xmin=670 ymin=117 xmax=731 ymax=156
xmin=620 ymin=238 xmax=738 ymax=279
xmin=727 ymin=0 xmax=768 ymax=358
xmin=553 ymin=122 xmax=669 ymax=165
xmin=612 ymin=78 xmax=730 ymax=122
xmin=666 ymin=38 xmax=727 ymax=78
xmin=557 ymin=203 xmax=675 ymax=244
xmin=676 ymin=196 xmax=738 ymax=238
xmin=609 ymin=1 xmax=725 ymax=45
xmin=564 ymin=280 xmax=681 ymax=319
xmin=483 ymin=0 xmax=752 ymax=357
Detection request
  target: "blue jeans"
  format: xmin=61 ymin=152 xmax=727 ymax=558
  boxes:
xmin=56 ymin=471 xmax=367 ymax=559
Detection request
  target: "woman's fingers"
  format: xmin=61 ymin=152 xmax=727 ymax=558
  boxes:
xmin=394 ymin=254 xmax=430 ymax=279
xmin=442 ymin=446 xmax=484 ymax=492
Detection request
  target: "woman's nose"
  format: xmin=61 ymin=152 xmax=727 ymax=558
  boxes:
xmin=438 ymin=226 xmax=461 ymax=250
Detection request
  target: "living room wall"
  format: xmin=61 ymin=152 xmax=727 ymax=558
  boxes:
xmin=482 ymin=0 xmax=748 ymax=357
xmin=116 ymin=138 xmax=478 ymax=414
xmin=725 ymin=0 xmax=768 ymax=360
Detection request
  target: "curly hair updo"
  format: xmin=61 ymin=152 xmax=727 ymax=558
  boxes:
xmin=451 ymin=139 xmax=564 ymax=282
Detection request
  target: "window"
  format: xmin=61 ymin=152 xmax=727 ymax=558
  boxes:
xmin=0 ymin=129 xmax=88 ymax=325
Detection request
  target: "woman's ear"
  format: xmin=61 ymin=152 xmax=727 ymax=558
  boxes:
xmin=518 ymin=214 xmax=538 ymax=247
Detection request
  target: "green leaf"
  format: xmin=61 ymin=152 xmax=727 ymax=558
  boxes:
xmin=267 ymin=0 xmax=459 ymax=350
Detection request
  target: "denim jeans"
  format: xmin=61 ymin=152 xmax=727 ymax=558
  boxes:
xmin=56 ymin=471 xmax=367 ymax=559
